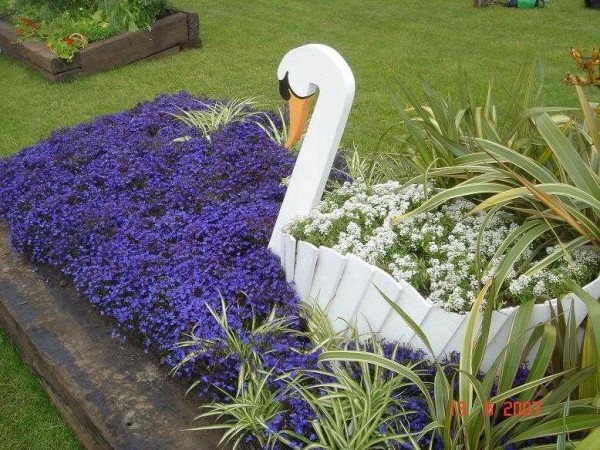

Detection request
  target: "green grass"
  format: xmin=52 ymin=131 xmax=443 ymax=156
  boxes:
xmin=0 ymin=329 xmax=81 ymax=449
xmin=1 ymin=0 xmax=598 ymax=158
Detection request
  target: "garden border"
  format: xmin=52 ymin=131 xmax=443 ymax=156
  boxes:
xmin=0 ymin=9 xmax=201 ymax=82
xmin=0 ymin=223 xmax=225 ymax=450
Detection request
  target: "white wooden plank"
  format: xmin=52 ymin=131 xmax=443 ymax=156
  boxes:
xmin=410 ymin=308 xmax=466 ymax=358
xmin=283 ymin=235 xmax=297 ymax=283
xmin=293 ymin=240 xmax=319 ymax=300
xmin=529 ymin=303 xmax=550 ymax=328
xmin=576 ymin=275 xmax=600 ymax=324
xmin=440 ymin=315 xmax=473 ymax=358
xmin=327 ymin=254 xmax=377 ymax=334
xmin=309 ymin=247 xmax=348 ymax=312
xmin=355 ymin=268 xmax=403 ymax=337
xmin=380 ymin=279 xmax=431 ymax=344
xmin=480 ymin=307 xmax=518 ymax=371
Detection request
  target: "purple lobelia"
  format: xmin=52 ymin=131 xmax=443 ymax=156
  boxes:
xmin=0 ymin=92 xmax=304 ymax=387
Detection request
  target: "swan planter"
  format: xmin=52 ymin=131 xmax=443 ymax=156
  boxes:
xmin=269 ymin=44 xmax=600 ymax=370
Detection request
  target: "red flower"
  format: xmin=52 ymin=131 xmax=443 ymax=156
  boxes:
xmin=17 ymin=17 xmax=39 ymax=31
xmin=63 ymin=36 xmax=75 ymax=46
xmin=16 ymin=27 xmax=23 ymax=37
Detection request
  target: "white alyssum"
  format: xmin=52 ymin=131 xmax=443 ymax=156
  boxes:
xmin=287 ymin=180 xmax=600 ymax=313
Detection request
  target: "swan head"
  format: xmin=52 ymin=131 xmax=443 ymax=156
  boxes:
xmin=277 ymin=44 xmax=355 ymax=149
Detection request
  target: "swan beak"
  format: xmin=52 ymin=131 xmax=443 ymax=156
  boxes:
xmin=285 ymin=92 xmax=313 ymax=149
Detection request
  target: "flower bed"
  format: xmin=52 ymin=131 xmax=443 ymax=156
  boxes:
xmin=0 ymin=1 xmax=200 ymax=81
xmin=1 ymin=93 xmax=595 ymax=448
xmin=0 ymin=92 xmax=304 ymax=390
xmin=0 ymin=93 xmax=468 ymax=447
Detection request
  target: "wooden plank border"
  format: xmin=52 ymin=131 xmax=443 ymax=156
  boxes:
xmin=0 ymin=9 xmax=201 ymax=82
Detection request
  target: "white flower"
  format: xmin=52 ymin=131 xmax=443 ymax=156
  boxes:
xmin=289 ymin=181 xmax=600 ymax=312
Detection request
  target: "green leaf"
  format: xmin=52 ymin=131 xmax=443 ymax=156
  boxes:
xmin=497 ymin=299 xmax=535 ymax=394
xmin=394 ymin=182 xmax=508 ymax=222
xmin=576 ymin=427 xmax=600 ymax=449
xmin=474 ymin=138 xmax=558 ymax=184
xmin=509 ymin=414 xmax=600 ymax=443
xmin=534 ymin=113 xmax=600 ymax=199
xmin=518 ymin=324 xmax=556 ymax=402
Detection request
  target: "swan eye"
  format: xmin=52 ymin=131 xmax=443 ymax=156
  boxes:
xmin=279 ymin=72 xmax=291 ymax=101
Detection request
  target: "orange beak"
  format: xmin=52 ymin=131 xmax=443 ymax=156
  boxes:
xmin=284 ymin=92 xmax=313 ymax=149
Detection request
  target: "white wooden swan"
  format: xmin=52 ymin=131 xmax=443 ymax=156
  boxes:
xmin=269 ymin=44 xmax=600 ymax=369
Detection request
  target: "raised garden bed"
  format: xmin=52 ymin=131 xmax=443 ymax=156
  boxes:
xmin=0 ymin=222 xmax=225 ymax=450
xmin=0 ymin=9 xmax=200 ymax=82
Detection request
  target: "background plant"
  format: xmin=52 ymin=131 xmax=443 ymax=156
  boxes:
xmin=379 ymin=67 xmax=600 ymax=311
xmin=563 ymin=47 xmax=600 ymax=90
xmin=97 ymin=0 xmax=168 ymax=31
xmin=370 ymin=63 xmax=580 ymax=188
xmin=1 ymin=0 xmax=168 ymax=60
xmin=171 ymin=98 xmax=261 ymax=141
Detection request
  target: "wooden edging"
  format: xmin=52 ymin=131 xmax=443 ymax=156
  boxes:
xmin=0 ymin=9 xmax=201 ymax=82
xmin=0 ymin=223 xmax=225 ymax=450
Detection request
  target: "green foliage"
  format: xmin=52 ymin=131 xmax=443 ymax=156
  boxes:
xmin=320 ymin=286 xmax=600 ymax=449
xmin=172 ymin=299 xmax=304 ymax=449
xmin=171 ymin=98 xmax=261 ymax=141
xmin=173 ymin=297 xmax=299 ymax=394
xmin=577 ymin=426 xmax=600 ymax=449
xmin=254 ymin=106 xmax=289 ymax=147
xmin=371 ymin=63 xmax=575 ymax=187
xmin=3 ymin=0 xmax=167 ymax=60
xmin=97 ymin=0 xmax=167 ymax=31
xmin=281 ymin=347 xmax=418 ymax=449
xmin=188 ymin=370 xmax=288 ymax=450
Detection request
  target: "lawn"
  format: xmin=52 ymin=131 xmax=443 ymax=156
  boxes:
xmin=0 ymin=328 xmax=81 ymax=449
xmin=0 ymin=0 xmax=598 ymax=447
xmin=1 ymin=0 xmax=598 ymax=158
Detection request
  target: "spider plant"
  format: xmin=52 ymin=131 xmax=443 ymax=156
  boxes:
xmin=274 ymin=315 xmax=431 ymax=450
xmin=170 ymin=97 xmax=260 ymax=141
xmin=254 ymin=106 xmax=289 ymax=147
xmin=186 ymin=369 xmax=290 ymax=450
xmin=172 ymin=299 xmax=303 ymax=449
xmin=320 ymin=284 xmax=600 ymax=449
xmin=278 ymin=347 xmax=422 ymax=449
xmin=172 ymin=297 xmax=300 ymax=395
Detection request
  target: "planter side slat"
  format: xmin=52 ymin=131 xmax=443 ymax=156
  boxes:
xmin=287 ymin=235 xmax=598 ymax=369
